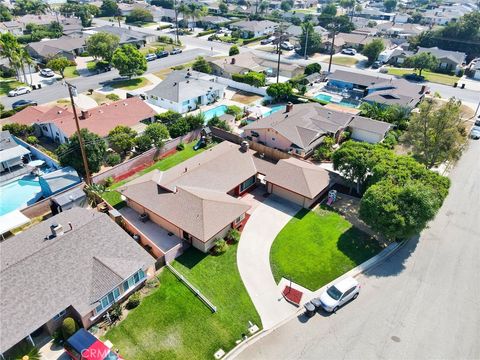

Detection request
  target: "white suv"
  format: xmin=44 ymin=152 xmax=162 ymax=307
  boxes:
xmin=8 ymin=86 xmax=32 ymax=97
xmin=318 ymin=276 xmax=360 ymax=312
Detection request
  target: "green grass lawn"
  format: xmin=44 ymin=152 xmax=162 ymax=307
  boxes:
xmin=387 ymin=67 xmax=460 ymax=86
xmin=331 ymin=56 xmax=359 ymax=66
xmin=105 ymin=77 xmax=152 ymax=90
xmin=62 ymin=66 xmax=79 ymax=78
xmin=103 ymin=244 xmax=261 ymax=359
xmin=103 ymin=141 xmax=207 ymax=208
xmin=0 ymin=79 xmax=24 ymax=96
xmin=270 ymin=207 xmax=383 ymax=291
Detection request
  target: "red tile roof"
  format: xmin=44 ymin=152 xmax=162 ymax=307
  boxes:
xmin=4 ymin=97 xmax=156 ymax=137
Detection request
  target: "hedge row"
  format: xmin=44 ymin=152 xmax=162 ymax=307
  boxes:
xmin=197 ymin=29 xmax=217 ymax=37
xmin=243 ymin=35 xmax=268 ymax=45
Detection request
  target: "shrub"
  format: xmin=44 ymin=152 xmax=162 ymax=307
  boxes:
xmin=192 ymin=56 xmax=212 ymax=74
xmin=226 ymin=228 xmax=241 ymax=243
xmin=197 ymin=29 xmax=216 ymax=37
xmin=106 ymin=93 xmax=120 ymax=101
xmin=232 ymin=71 xmax=266 ymax=87
xmin=2 ymin=123 xmax=34 ymax=137
xmin=304 ymin=62 xmax=321 ymax=75
xmin=52 ymin=329 xmax=63 ymax=345
xmin=105 ymin=152 xmax=121 ymax=166
xmin=243 ymin=35 xmax=268 ymax=45
xmin=61 ymin=317 xmax=78 ymax=340
xmin=213 ymin=238 xmax=228 ymax=255
xmin=104 ymin=176 xmax=115 ymax=187
xmin=126 ymin=291 xmax=141 ymax=309
xmin=176 ymin=142 xmax=185 ymax=151
xmin=145 ymin=277 xmax=160 ymax=289
xmin=134 ymin=134 xmax=152 ymax=153
xmin=108 ymin=303 xmax=122 ymax=322
xmin=226 ymin=105 xmax=243 ymax=120
xmin=312 ymin=136 xmax=335 ymax=161
xmin=229 ymin=45 xmax=240 ymax=56
xmin=239 ymin=119 xmax=248 ymax=127
xmin=26 ymin=135 xmax=39 ymax=145
xmin=158 ymin=35 xmax=175 ymax=44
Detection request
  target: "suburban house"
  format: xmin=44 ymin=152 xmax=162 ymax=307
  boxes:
xmin=327 ymin=70 xmax=426 ymax=108
xmin=286 ymin=24 xmax=328 ymax=39
xmin=229 ymin=20 xmax=278 ymax=38
xmin=323 ymin=32 xmax=391 ymax=53
xmin=416 ymin=46 xmax=466 ymax=73
xmin=118 ymin=141 xmax=335 ymax=252
xmin=26 ymin=35 xmax=89 ymax=62
xmin=379 ymin=46 xmax=414 ymax=65
xmin=422 ymin=3 xmax=475 ymax=25
xmin=0 ymin=208 xmax=155 ymax=357
xmin=0 ymin=130 xmax=31 ymax=174
xmin=209 ymin=52 xmax=304 ymax=79
xmin=200 ymin=15 xmax=230 ymax=29
xmin=4 ymin=97 xmax=156 ymax=144
xmin=376 ymin=22 xmax=428 ymax=38
xmin=0 ymin=21 xmax=23 ymax=36
xmin=466 ymin=58 xmax=480 ymax=80
xmin=242 ymin=103 xmax=391 ymax=158
xmin=84 ymin=26 xmax=156 ymax=46
xmin=146 ymin=70 xmax=226 ymax=114
xmin=0 ymin=14 xmax=81 ymax=36
xmin=151 ymin=6 xmax=181 ymax=23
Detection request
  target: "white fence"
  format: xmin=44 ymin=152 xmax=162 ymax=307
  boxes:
xmin=216 ymin=76 xmax=268 ymax=96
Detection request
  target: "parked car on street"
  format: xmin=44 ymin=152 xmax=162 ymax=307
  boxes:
xmin=8 ymin=86 xmax=32 ymax=97
xmin=12 ymin=99 xmax=37 ymax=109
xmin=471 ymin=120 xmax=480 ymax=139
xmin=156 ymin=50 xmax=169 ymax=58
xmin=145 ymin=53 xmax=157 ymax=62
xmin=64 ymin=329 xmax=123 ymax=360
xmin=318 ymin=276 xmax=360 ymax=313
xmin=280 ymin=41 xmax=294 ymax=50
xmin=341 ymin=48 xmax=357 ymax=55
xmin=170 ymin=48 xmax=182 ymax=55
xmin=371 ymin=61 xmax=382 ymax=69
xmin=261 ymin=36 xmax=276 ymax=45
xmin=40 ymin=68 xmax=55 ymax=77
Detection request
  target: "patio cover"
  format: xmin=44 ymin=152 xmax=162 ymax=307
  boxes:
xmin=0 ymin=210 xmax=30 ymax=235
xmin=0 ymin=145 xmax=30 ymax=163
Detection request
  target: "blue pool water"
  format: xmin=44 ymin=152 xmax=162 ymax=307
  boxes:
xmin=0 ymin=177 xmax=43 ymax=216
xmin=264 ymin=105 xmax=284 ymax=117
xmin=314 ymin=93 xmax=333 ymax=102
xmin=203 ymin=105 xmax=228 ymax=121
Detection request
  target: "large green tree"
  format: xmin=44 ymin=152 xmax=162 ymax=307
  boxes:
xmin=145 ymin=123 xmax=170 ymax=149
xmin=46 ymin=56 xmax=71 ymax=78
xmin=298 ymin=22 xmax=323 ymax=56
xmin=13 ymin=0 xmax=48 ymax=15
xmin=266 ymin=83 xmax=292 ymax=102
xmin=383 ymin=0 xmax=397 ymax=12
xmin=304 ymin=62 xmax=321 ymax=75
xmin=404 ymin=52 xmax=438 ymax=76
xmin=126 ymin=8 xmax=154 ymax=24
xmin=0 ymin=4 xmax=12 ymax=21
xmin=402 ymin=98 xmax=466 ymax=168
xmin=86 ymin=32 xmax=120 ymax=63
xmin=112 ymin=44 xmax=147 ymax=78
xmin=192 ymin=56 xmax=212 ymax=74
xmin=362 ymin=39 xmax=385 ymax=64
xmin=57 ymin=129 xmax=107 ymax=176
xmin=107 ymin=125 xmax=137 ymax=156
xmin=100 ymin=0 xmax=120 ymax=17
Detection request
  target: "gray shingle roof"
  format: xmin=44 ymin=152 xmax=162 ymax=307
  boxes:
xmin=232 ymin=20 xmax=277 ymax=32
xmin=349 ymin=116 xmax=392 ymax=135
xmin=417 ymin=46 xmax=466 ymax=65
xmin=0 ymin=208 xmax=154 ymax=353
xmin=91 ymin=25 xmax=151 ymax=44
xmin=146 ymin=70 xmax=226 ymax=103
xmin=40 ymin=166 xmax=81 ymax=194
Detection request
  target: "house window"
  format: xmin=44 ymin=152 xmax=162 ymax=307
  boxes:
xmin=122 ymin=269 xmax=146 ymax=293
xmin=240 ymin=175 xmax=255 ymax=192
xmin=52 ymin=309 xmax=66 ymax=321
xmin=95 ymin=287 xmax=121 ymax=314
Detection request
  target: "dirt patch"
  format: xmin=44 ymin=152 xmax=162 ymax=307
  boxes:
xmin=231 ymin=91 xmax=263 ymax=105
xmin=153 ymin=67 xmax=173 ymax=80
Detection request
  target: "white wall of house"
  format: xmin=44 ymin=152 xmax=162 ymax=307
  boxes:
xmin=37 ymin=122 xmax=69 ymax=144
xmin=148 ymin=89 xmax=224 ymax=114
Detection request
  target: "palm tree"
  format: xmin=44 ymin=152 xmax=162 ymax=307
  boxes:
xmin=0 ymin=32 xmax=22 ymax=81
xmin=84 ymin=183 xmax=108 ymax=206
xmin=177 ymin=3 xmax=191 ymax=29
xmin=258 ymin=0 xmax=268 ymax=14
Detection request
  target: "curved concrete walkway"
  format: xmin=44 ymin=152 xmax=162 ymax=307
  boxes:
xmin=237 ymin=195 xmax=301 ymax=330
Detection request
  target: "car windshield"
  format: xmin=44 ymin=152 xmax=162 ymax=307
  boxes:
xmin=326 ymin=286 xmax=343 ymax=300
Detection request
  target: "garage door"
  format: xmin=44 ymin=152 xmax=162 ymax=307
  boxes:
xmin=270 ymin=184 xmax=305 ymax=207
xmin=351 ymin=129 xmax=381 ymax=143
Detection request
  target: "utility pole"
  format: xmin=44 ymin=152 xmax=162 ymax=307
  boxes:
xmin=276 ymin=23 xmax=285 ymax=84
xmin=117 ymin=9 xmax=122 ymax=28
xmin=174 ymin=0 xmax=180 ymax=45
xmin=66 ymin=82 xmax=92 ymax=185
xmin=303 ymin=26 xmax=309 ymax=60
xmin=327 ymin=24 xmax=338 ymax=73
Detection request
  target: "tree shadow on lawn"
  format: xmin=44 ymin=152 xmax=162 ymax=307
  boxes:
xmin=175 ymin=247 xmax=209 ymax=269
xmin=336 ymin=227 xmax=384 ymax=266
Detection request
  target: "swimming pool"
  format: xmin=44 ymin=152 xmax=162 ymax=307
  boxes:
xmin=0 ymin=177 xmax=43 ymax=216
xmin=203 ymin=105 xmax=228 ymax=121
xmin=264 ymin=105 xmax=284 ymax=117
xmin=314 ymin=93 xmax=333 ymax=102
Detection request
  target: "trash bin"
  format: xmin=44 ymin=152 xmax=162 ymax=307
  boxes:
xmin=304 ymin=302 xmax=316 ymax=317
xmin=461 ymin=83 xmax=465 ymax=89
xmin=310 ymin=298 xmax=322 ymax=310
xmin=453 ymin=82 xmax=457 ymax=88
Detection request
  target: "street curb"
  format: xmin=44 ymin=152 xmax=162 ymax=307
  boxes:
xmin=224 ymin=240 xmax=406 ymax=359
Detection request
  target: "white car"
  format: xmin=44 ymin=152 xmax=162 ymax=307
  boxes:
xmin=8 ymin=86 xmax=32 ymax=97
xmin=341 ymin=48 xmax=357 ymax=55
xmin=318 ymin=276 xmax=360 ymax=312
xmin=471 ymin=120 xmax=480 ymax=139
xmin=40 ymin=68 xmax=55 ymax=77
xmin=280 ymin=41 xmax=294 ymax=50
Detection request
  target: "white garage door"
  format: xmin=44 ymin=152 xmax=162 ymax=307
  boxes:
xmin=270 ymin=184 xmax=305 ymax=207
xmin=351 ymin=129 xmax=382 ymax=143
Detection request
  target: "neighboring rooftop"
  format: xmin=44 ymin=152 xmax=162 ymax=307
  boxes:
xmin=417 ymin=46 xmax=466 ymax=65
xmin=87 ymin=25 xmax=152 ymax=43
xmin=232 ymin=20 xmax=278 ymax=32
xmin=26 ymin=35 xmax=89 ymax=58
xmin=0 ymin=208 xmax=154 ymax=354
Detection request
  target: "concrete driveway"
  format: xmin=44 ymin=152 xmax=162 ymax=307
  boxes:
xmin=237 ymin=195 xmax=301 ymax=330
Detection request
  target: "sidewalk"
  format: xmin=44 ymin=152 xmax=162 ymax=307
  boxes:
xmin=237 ymin=195 xmax=302 ymax=330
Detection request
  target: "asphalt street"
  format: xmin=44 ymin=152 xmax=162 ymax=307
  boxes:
xmin=236 ymin=139 xmax=480 ymax=360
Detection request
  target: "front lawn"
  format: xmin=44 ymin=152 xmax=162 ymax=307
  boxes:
xmin=105 ymin=77 xmax=152 ymax=90
xmin=387 ymin=67 xmax=460 ymax=86
xmin=0 ymin=79 xmax=24 ymax=96
xmin=270 ymin=207 xmax=383 ymax=291
xmin=331 ymin=56 xmax=359 ymax=66
xmin=62 ymin=66 xmax=79 ymax=78
xmin=103 ymin=141 xmax=208 ymax=208
xmin=104 ymin=244 xmax=261 ymax=359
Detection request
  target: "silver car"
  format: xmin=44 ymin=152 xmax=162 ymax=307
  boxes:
xmin=8 ymin=86 xmax=32 ymax=97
